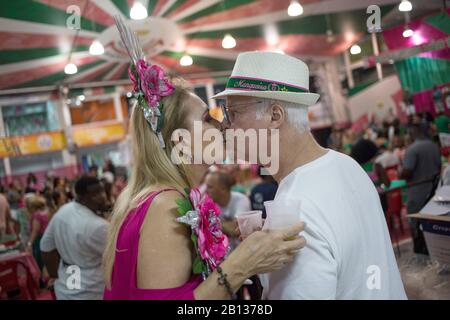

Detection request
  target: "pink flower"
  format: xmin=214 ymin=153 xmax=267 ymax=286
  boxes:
xmin=196 ymin=193 xmax=229 ymax=269
xmin=189 ymin=188 xmax=203 ymax=209
xmin=134 ymin=59 xmax=175 ymax=108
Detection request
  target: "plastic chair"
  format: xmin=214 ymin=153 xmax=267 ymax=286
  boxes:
xmin=0 ymin=260 xmax=37 ymax=300
xmin=385 ymin=166 xmax=399 ymax=181
xmin=386 ymin=188 xmax=405 ymax=234
xmin=383 ymin=167 xmax=405 ymax=257
xmin=384 ymin=165 xmax=403 ymax=234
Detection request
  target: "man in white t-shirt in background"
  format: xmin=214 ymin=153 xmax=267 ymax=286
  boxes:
xmin=40 ymin=176 xmax=110 ymax=300
xmin=213 ymin=51 xmax=406 ymax=299
xmin=375 ymin=144 xmax=400 ymax=169
xmin=205 ymin=171 xmax=251 ymax=243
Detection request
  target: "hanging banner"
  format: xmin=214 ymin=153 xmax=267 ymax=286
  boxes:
xmin=72 ymin=122 xmax=126 ymax=147
xmin=364 ymin=37 xmax=450 ymax=67
xmin=0 ymin=131 xmax=66 ymax=158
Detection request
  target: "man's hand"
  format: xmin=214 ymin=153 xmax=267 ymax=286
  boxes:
xmin=47 ymin=278 xmax=56 ymax=291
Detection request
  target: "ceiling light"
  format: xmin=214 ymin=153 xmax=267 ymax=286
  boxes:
xmin=402 ymin=27 xmax=414 ymax=38
xmin=180 ymin=54 xmax=193 ymax=66
xmin=89 ymin=40 xmax=104 ymax=55
xmin=222 ymin=34 xmax=236 ymax=49
xmin=288 ymin=0 xmax=304 ymax=17
xmin=64 ymin=63 xmax=77 ymax=75
xmin=350 ymin=44 xmax=361 ymax=55
xmin=398 ymin=0 xmax=412 ymax=12
xmin=130 ymin=1 xmax=148 ymax=20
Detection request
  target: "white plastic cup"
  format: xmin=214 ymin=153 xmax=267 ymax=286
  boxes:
xmin=236 ymin=210 xmax=263 ymax=237
xmin=263 ymin=199 xmax=301 ymax=230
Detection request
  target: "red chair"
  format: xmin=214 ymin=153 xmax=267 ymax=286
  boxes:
xmin=386 ymin=189 xmax=405 ymax=234
xmin=382 ymin=165 xmax=405 ymax=256
xmin=0 ymin=260 xmax=37 ymax=300
xmin=2 ymin=240 xmax=17 ymax=247
xmin=386 ymin=166 xmax=399 ymax=181
xmin=384 ymin=165 xmax=404 ymax=232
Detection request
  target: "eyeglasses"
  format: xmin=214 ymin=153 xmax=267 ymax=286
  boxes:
xmin=218 ymin=100 xmax=264 ymax=125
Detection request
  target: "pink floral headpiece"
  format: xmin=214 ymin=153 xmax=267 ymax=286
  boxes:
xmin=114 ymin=16 xmax=175 ymax=148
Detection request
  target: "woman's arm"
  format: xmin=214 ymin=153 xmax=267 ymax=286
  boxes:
xmin=137 ymin=190 xmax=305 ymax=299
xmin=28 ymin=218 xmax=41 ymax=248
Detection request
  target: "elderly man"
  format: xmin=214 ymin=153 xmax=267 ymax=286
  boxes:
xmin=212 ymin=51 xmax=406 ymax=299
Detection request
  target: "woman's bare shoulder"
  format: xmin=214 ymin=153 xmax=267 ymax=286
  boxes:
xmin=137 ymin=186 xmax=192 ymax=288
xmin=151 ymin=187 xmax=183 ymax=208
xmin=140 ymin=186 xmax=189 ymax=236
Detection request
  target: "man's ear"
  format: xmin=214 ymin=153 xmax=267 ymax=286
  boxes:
xmin=268 ymin=102 xmax=286 ymax=129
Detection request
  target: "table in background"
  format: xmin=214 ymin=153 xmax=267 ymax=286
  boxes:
xmin=0 ymin=251 xmax=41 ymax=286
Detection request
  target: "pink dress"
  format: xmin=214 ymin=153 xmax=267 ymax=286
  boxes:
xmin=104 ymin=189 xmax=202 ymax=300
xmin=30 ymin=210 xmax=49 ymax=235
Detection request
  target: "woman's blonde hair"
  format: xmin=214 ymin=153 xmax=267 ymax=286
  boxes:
xmin=103 ymin=80 xmax=195 ymax=287
xmin=28 ymin=196 xmax=47 ymax=213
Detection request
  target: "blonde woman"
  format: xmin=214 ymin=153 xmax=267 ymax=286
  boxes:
xmin=26 ymin=195 xmax=49 ymax=283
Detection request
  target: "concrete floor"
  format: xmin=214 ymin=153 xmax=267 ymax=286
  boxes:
xmin=396 ymin=240 xmax=450 ymax=299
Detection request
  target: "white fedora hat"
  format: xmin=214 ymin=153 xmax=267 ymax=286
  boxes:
xmin=211 ymin=51 xmax=319 ymax=106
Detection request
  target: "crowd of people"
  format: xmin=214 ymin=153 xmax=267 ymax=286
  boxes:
xmin=0 ymin=160 xmax=127 ymax=290
xmin=1 ymin=107 xmax=448 ymax=299
xmin=2 ymin=108 xmax=448 ymax=299
xmin=328 ymin=111 xmax=449 ymax=256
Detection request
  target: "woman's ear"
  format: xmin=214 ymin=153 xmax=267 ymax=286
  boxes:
xmin=268 ymin=103 xmax=286 ymax=129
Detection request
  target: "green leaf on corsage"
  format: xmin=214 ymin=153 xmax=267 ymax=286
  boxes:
xmin=175 ymin=197 xmax=193 ymax=217
xmin=192 ymin=256 xmax=205 ymax=274
xmin=190 ymin=231 xmax=206 ymax=274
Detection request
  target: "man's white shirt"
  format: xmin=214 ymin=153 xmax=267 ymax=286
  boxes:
xmin=219 ymin=191 xmax=251 ymax=220
xmin=260 ymin=150 xmax=407 ymax=299
xmin=40 ymin=201 xmax=109 ymax=300
xmin=219 ymin=191 xmax=251 ymax=250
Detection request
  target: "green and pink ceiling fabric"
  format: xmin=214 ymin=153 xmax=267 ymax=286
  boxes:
xmin=382 ymin=9 xmax=450 ymax=115
xmin=0 ymin=0 xmax=396 ymax=92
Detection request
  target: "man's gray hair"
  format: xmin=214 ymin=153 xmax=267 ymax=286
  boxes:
xmin=255 ymin=99 xmax=310 ymax=133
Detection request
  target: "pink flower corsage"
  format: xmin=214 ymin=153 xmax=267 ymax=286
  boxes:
xmin=130 ymin=59 xmax=175 ymax=109
xmin=176 ymin=188 xmax=230 ymax=277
